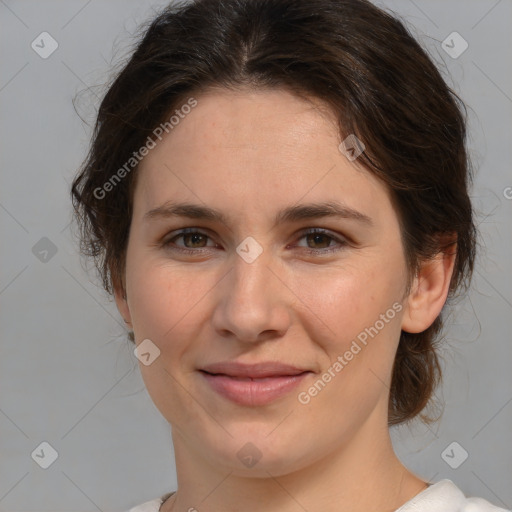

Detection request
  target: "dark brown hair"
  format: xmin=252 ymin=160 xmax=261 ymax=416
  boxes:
xmin=71 ymin=0 xmax=476 ymax=426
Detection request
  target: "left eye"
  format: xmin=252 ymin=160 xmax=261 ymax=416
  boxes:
xmin=295 ymin=229 xmax=344 ymax=251
xmin=162 ymin=228 xmax=346 ymax=253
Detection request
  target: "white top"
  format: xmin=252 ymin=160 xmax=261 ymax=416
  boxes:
xmin=127 ymin=479 xmax=510 ymax=512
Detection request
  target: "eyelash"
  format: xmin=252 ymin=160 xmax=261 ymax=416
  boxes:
xmin=162 ymin=227 xmax=348 ymax=256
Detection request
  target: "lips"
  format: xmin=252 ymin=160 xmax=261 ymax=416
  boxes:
xmin=199 ymin=361 xmax=312 ymax=406
xmin=200 ymin=361 xmax=309 ymax=378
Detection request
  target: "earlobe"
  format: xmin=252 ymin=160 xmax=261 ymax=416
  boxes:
xmin=113 ymin=278 xmax=133 ymax=329
xmin=401 ymin=247 xmax=456 ymax=334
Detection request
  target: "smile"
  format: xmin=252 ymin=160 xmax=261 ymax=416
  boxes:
xmin=198 ymin=361 xmax=313 ymax=406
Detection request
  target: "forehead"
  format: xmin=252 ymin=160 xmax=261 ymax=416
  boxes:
xmin=182 ymin=86 xmax=338 ymax=139
xmin=145 ymin=87 xmax=341 ymax=168
xmin=134 ymin=87 xmax=392 ymax=225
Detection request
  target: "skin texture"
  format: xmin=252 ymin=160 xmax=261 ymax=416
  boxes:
xmin=114 ymin=87 xmax=455 ymax=512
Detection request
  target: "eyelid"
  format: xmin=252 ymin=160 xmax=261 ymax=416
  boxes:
xmin=162 ymin=226 xmax=349 ymax=254
xmin=296 ymin=227 xmax=347 ymax=242
xmin=291 ymin=227 xmax=349 ymax=253
xmin=163 ymin=227 xmax=217 ymax=248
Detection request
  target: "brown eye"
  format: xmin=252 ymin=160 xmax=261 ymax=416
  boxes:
xmin=305 ymin=232 xmax=334 ymax=249
xmin=295 ymin=228 xmax=347 ymax=254
xmin=180 ymin=232 xmax=208 ymax=248
xmin=163 ymin=229 xmax=216 ymax=252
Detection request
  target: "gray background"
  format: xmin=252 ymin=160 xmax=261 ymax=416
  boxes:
xmin=0 ymin=0 xmax=511 ymax=510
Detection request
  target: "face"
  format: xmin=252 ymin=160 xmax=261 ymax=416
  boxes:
xmin=116 ymin=87 xmax=413 ymax=476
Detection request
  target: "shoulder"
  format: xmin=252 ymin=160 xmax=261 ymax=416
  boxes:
xmin=126 ymin=492 xmax=175 ymax=512
xmin=126 ymin=498 xmax=161 ymax=512
xmin=396 ymin=479 xmax=510 ymax=512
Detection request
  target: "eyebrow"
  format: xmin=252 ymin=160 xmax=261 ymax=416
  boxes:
xmin=143 ymin=200 xmax=373 ymax=228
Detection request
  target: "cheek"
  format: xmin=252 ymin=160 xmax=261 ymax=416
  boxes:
xmin=293 ymin=256 xmax=406 ymax=352
xmin=127 ymin=262 xmax=204 ymax=337
xmin=126 ymin=241 xmax=407 ymax=352
xmin=125 ymin=257 xmax=215 ymax=423
xmin=295 ymin=267 xmax=404 ymax=435
xmin=298 ymin=256 xmax=405 ymax=402
xmin=291 ymin=255 xmax=406 ymax=420
xmin=125 ymin=252 xmax=225 ymax=375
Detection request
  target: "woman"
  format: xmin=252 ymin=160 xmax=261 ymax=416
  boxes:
xmin=71 ymin=0 xmax=509 ymax=510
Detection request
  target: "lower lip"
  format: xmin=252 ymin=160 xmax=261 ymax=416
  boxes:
xmin=200 ymin=371 xmax=311 ymax=406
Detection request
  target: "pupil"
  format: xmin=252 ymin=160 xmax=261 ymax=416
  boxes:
xmin=309 ymin=233 xmax=329 ymax=248
xmin=186 ymin=233 xmax=205 ymax=247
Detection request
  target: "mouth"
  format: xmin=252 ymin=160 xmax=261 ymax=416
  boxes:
xmin=198 ymin=362 xmax=313 ymax=406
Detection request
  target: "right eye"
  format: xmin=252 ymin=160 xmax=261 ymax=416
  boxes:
xmin=162 ymin=228 xmax=219 ymax=254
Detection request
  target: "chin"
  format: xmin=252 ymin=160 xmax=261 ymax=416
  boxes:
xmin=195 ymin=425 xmax=315 ymax=478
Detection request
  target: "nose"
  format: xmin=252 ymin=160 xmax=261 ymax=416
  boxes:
xmin=210 ymin=248 xmax=292 ymax=344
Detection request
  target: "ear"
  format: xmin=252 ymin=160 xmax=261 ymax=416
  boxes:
xmin=401 ymin=245 xmax=456 ymax=334
xmin=113 ymin=275 xmax=133 ymax=329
